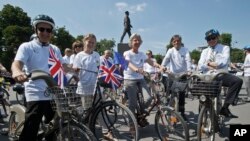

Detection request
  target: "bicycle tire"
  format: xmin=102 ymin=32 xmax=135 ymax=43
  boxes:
xmin=155 ymin=106 xmax=189 ymax=141
xmin=8 ymin=112 xmax=25 ymax=140
xmin=56 ymin=119 xmax=97 ymax=141
xmin=197 ymin=106 xmax=215 ymax=141
xmin=89 ymin=101 xmax=139 ymax=141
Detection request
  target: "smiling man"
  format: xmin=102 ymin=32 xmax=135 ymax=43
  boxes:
xmin=198 ymin=29 xmax=243 ymax=118
xmin=11 ymin=14 xmax=67 ymax=141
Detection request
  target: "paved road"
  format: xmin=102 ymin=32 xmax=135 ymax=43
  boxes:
xmin=1 ymin=78 xmax=250 ymax=141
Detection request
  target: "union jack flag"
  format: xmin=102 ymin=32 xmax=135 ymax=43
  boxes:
xmin=98 ymin=59 xmax=123 ymax=90
xmin=48 ymin=47 xmax=67 ymax=88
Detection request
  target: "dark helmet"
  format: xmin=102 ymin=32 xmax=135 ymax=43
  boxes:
xmin=243 ymin=45 xmax=250 ymax=51
xmin=32 ymin=14 xmax=55 ymax=29
xmin=205 ymin=29 xmax=220 ymax=40
xmin=125 ymin=11 xmax=129 ymax=14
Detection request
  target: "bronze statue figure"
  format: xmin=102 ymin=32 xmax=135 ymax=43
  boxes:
xmin=120 ymin=11 xmax=132 ymax=43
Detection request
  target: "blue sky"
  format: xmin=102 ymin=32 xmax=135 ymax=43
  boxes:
xmin=1 ymin=0 xmax=249 ymax=55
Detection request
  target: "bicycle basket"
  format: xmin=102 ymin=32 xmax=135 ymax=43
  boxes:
xmin=189 ymin=80 xmax=222 ymax=96
xmin=170 ymin=80 xmax=188 ymax=92
xmin=46 ymin=86 xmax=81 ymax=112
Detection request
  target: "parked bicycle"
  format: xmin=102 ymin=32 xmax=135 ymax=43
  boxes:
xmin=8 ymin=70 xmax=96 ymax=141
xmin=189 ymin=70 xmax=227 ymax=141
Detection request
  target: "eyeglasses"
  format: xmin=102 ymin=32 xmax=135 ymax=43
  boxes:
xmin=37 ymin=27 xmax=52 ymax=33
xmin=75 ymin=46 xmax=82 ymax=48
xmin=206 ymin=36 xmax=216 ymax=41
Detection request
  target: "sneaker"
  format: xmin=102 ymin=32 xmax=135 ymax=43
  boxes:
xmin=103 ymin=132 xmax=118 ymax=141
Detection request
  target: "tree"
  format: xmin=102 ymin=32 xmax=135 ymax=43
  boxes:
xmin=0 ymin=4 xmax=32 ymax=70
xmin=220 ymin=33 xmax=232 ymax=47
xmin=51 ymin=27 xmax=75 ymax=53
xmin=96 ymin=38 xmax=116 ymax=55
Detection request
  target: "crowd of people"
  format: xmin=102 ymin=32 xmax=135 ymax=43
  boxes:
xmin=0 ymin=13 xmax=249 ymax=140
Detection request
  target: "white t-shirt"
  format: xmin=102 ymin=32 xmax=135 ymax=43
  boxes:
xmin=73 ymin=51 xmax=100 ymax=95
xmin=144 ymin=58 xmax=157 ymax=74
xmin=244 ymin=54 xmax=250 ymax=76
xmin=63 ymin=55 xmax=71 ymax=64
xmin=161 ymin=47 xmax=191 ymax=74
xmin=123 ymin=50 xmax=147 ymax=80
xmin=14 ymin=39 xmax=64 ymax=102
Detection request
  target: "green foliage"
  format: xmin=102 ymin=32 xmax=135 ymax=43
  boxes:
xmin=0 ymin=4 xmax=32 ymax=70
xmin=96 ymin=38 xmax=116 ymax=55
xmin=154 ymin=54 xmax=164 ymax=64
xmin=51 ymin=27 xmax=75 ymax=53
xmin=3 ymin=25 xmax=32 ymax=49
xmin=190 ymin=49 xmax=201 ymax=62
xmin=220 ymin=33 xmax=232 ymax=47
xmin=231 ymin=48 xmax=244 ymax=63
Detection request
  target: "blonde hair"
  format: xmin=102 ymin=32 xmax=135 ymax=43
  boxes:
xmin=129 ymin=33 xmax=143 ymax=47
xmin=83 ymin=33 xmax=96 ymax=43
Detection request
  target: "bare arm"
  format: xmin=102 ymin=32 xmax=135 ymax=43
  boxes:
xmin=11 ymin=60 xmax=27 ymax=83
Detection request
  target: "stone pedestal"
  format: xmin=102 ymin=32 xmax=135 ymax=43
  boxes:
xmin=117 ymin=43 xmax=130 ymax=55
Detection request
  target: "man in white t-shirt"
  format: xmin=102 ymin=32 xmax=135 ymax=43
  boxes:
xmin=11 ymin=14 xmax=69 ymax=141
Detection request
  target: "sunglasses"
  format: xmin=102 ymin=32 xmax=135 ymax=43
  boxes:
xmin=206 ymin=36 xmax=217 ymax=41
xmin=37 ymin=27 xmax=52 ymax=33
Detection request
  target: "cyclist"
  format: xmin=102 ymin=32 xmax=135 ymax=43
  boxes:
xmin=11 ymin=14 xmax=69 ymax=141
xmin=123 ymin=33 xmax=165 ymax=125
xmin=197 ymin=29 xmax=243 ymax=118
xmin=161 ymin=34 xmax=192 ymax=121
xmin=243 ymin=45 xmax=250 ymax=102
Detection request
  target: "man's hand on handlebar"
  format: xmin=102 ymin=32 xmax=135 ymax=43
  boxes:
xmin=12 ymin=71 xmax=28 ymax=83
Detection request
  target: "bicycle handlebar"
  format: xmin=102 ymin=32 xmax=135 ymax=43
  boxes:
xmin=190 ymin=69 xmax=228 ymax=82
xmin=29 ymin=70 xmax=56 ymax=87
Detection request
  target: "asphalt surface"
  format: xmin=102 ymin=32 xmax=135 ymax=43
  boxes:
xmin=1 ymin=76 xmax=250 ymax=141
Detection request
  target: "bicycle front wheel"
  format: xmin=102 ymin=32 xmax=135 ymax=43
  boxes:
xmin=155 ymin=106 xmax=189 ymax=141
xmin=197 ymin=106 xmax=216 ymax=141
xmin=89 ymin=101 xmax=138 ymax=141
xmin=56 ymin=120 xmax=97 ymax=141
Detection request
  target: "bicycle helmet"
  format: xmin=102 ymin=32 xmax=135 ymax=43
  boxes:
xmin=32 ymin=14 xmax=55 ymax=29
xmin=205 ymin=29 xmax=220 ymax=40
xmin=243 ymin=45 xmax=250 ymax=51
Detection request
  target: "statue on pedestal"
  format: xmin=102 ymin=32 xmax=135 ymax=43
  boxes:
xmin=120 ymin=11 xmax=132 ymax=43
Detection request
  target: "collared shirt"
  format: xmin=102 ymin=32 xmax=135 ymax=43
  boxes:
xmin=161 ymin=46 xmax=191 ymax=74
xmin=198 ymin=43 xmax=230 ymax=73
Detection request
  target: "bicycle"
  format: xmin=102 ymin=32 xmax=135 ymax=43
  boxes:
xmin=70 ymin=83 xmax=139 ymax=141
xmin=0 ymin=72 xmax=12 ymax=119
xmin=163 ymin=72 xmax=189 ymax=114
xmin=8 ymin=70 xmax=96 ymax=141
xmin=189 ymin=70 xmax=226 ymax=141
xmin=126 ymin=72 xmax=190 ymax=141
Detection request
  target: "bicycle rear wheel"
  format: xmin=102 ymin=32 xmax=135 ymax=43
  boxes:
xmin=155 ymin=106 xmax=189 ymax=141
xmin=89 ymin=101 xmax=138 ymax=141
xmin=197 ymin=106 xmax=215 ymax=141
xmin=56 ymin=119 xmax=97 ymax=141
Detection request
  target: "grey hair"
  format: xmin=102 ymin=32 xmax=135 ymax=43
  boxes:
xmin=129 ymin=33 xmax=143 ymax=47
